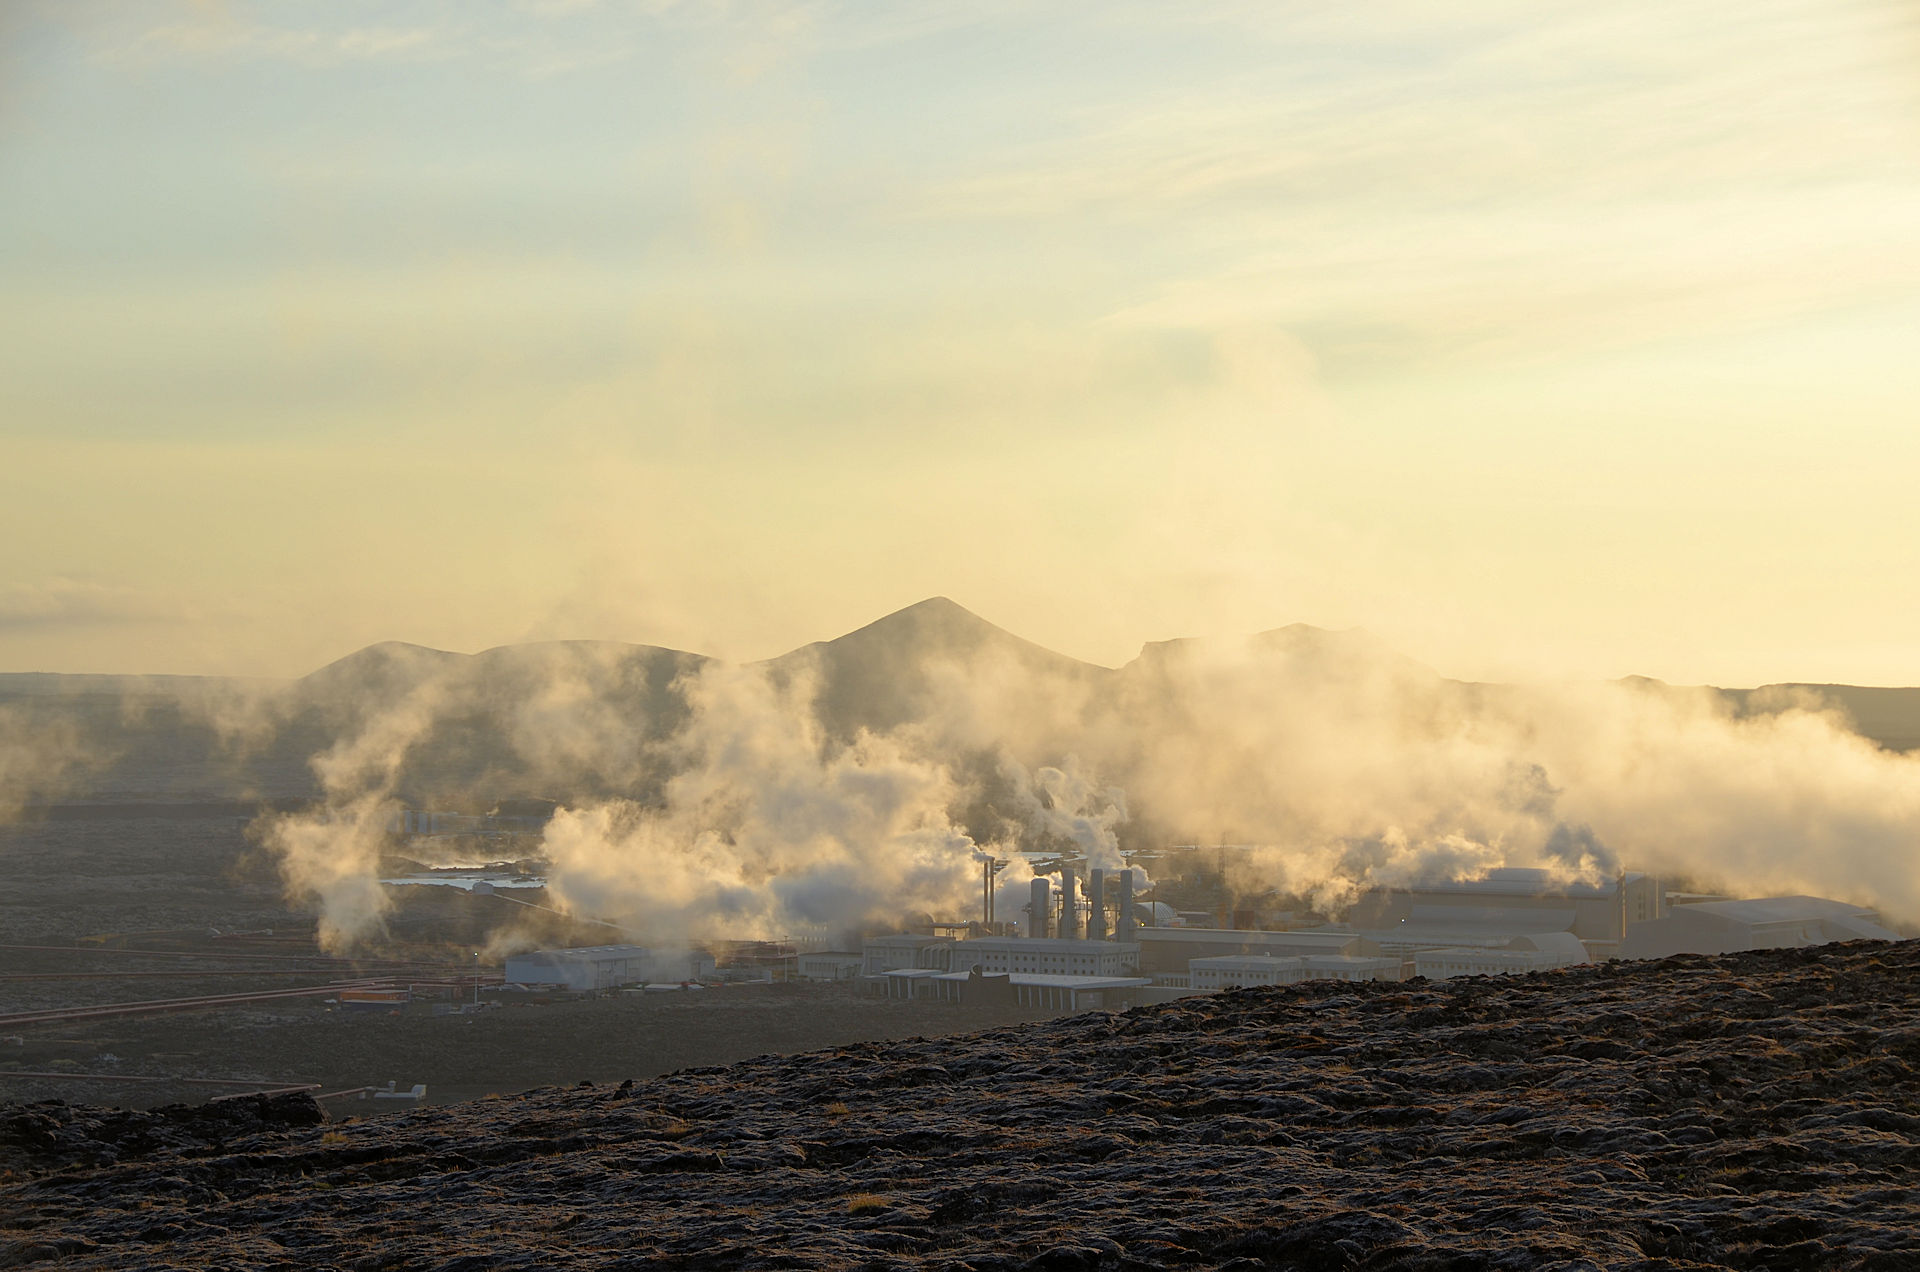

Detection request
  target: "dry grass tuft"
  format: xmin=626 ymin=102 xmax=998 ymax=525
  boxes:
xmin=845 ymin=1193 xmax=889 ymax=1214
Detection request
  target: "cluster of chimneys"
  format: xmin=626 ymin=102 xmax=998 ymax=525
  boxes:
xmin=1028 ymin=867 xmax=1136 ymax=942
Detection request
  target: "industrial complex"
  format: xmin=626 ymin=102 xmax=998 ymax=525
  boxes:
xmin=489 ymin=855 xmax=1902 ymax=1014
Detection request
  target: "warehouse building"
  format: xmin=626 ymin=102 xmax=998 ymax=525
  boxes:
xmin=1343 ymin=868 xmax=1663 ymax=960
xmin=1187 ymin=953 xmax=1404 ymax=991
xmin=1135 ymin=927 xmax=1383 ymax=974
xmin=948 ymin=936 xmax=1140 ymax=977
xmin=1412 ymin=932 xmax=1589 ymax=979
xmin=860 ymin=934 xmax=953 ymax=975
xmin=504 ymin=945 xmax=714 ymax=991
xmin=1620 ymin=896 xmax=1899 ymax=959
xmin=795 ymin=951 xmax=865 ymax=981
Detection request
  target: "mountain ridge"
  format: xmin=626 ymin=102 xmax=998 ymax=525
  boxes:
xmin=5 ymin=599 xmax=1916 ymax=807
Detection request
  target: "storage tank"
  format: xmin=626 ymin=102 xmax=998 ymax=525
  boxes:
xmin=1029 ymin=877 xmax=1052 ymax=940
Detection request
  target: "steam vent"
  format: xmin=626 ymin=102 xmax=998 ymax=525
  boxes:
xmin=5 ymin=941 xmax=1918 ymax=1269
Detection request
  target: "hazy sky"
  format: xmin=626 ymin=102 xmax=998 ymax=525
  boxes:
xmin=2 ymin=0 xmax=1917 ymax=684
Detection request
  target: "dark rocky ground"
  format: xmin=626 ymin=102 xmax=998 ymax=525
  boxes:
xmin=6 ymin=941 xmax=1919 ymax=1271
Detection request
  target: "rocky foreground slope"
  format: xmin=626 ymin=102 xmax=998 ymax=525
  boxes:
xmin=5 ymin=942 xmax=1919 ymax=1271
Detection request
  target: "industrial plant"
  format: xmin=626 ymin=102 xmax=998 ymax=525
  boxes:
xmin=484 ymin=847 xmax=1902 ymax=1015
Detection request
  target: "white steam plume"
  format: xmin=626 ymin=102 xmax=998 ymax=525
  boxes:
xmin=256 ymin=679 xmax=454 ymax=951
xmin=541 ymin=662 xmax=986 ymax=942
xmin=996 ymin=753 xmax=1131 ymax=871
xmin=0 ymin=704 xmax=95 ymax=823
xmin=1097 ymin=635 xmax=1920 ymax=922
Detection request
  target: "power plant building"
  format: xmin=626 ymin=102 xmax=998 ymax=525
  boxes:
xmin=1411 ymin=932 xmax=1589 ymax=979
xmin=504 ymin=945 xmax=713 ymax=991
xmin=949 ymin=937 xmax=1140 ymax=977
xmin=1620 ymin=896 xmax=1899 ymax=959
xmin=795 ymin=951 xmax=865 ymax=981
xmin=861 ymin=935 xmax=953 ymax=975
xmin=1135 ymin=927 xmax=1383 ymax=974
xmin=1188 ymin=953 xmax=1404 ymax=990
xmin=1344 ymin=868 xmax=1663 ymax=960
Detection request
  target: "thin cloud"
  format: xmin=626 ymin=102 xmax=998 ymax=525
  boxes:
xmin=114 ymin=21 xmax=448 ymax=67
xmin=0 ymin=580 xmax=189 ymax=631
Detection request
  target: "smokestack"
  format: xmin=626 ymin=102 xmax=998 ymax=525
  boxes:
xmin=1061 ymin=870 xmax=1081 ymax=940
xmin=1029 ymin=877 xmax=1052 ymax=940
xmin=1088 ymin=868 xmax=1107 ymax=941
xmin=1116 ymin=868 xmax=1136 ymax=943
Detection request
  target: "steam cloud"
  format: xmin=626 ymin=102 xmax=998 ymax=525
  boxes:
xmin=0 ymin=705 xmax=93 ymax=822
xmin=541 ymin=662 xmax=986 ymax=942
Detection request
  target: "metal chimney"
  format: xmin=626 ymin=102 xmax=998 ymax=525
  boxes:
xmin=1029 ymin=877 xmax=1052 ymax=940
xmin=1061 ymin=870 xmax=1082 ymax=940
xmin=1116 ymin=868 xmax=1136 ymax=942
xmin=1088 ymin=868 xmax=1107 ymax=941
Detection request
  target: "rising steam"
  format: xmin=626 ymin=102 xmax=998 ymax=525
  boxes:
xmin=541 ymin=661 xmax=988 ymax=942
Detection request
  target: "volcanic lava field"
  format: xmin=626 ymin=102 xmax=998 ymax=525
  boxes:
xmin=5 ymin=942 xmax=1919 ymax=1272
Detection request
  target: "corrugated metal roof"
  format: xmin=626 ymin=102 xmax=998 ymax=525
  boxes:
xmin=1679 ymin=895 xmax=1878 ymax=925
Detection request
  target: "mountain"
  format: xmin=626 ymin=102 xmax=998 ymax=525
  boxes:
xmin=6 ymin=601 xmax=1917 ymax=810
xmin=761 ymin=596 xmax=1110 ymax=739
xmin=284 ymin=638 xmax=713 ymax=806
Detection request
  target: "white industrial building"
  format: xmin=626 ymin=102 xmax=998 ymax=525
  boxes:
xmin=1187 ymin=953 xmax=1404 ymax=991
xmin=1135 ymin=927 xmax=1383 ymax=973
xmin=504 ymin=945 xmax=714 ymax=991
xmin=949 ymin=937 xmax=1140 ymax=977
xmin=1412 ymin=932 xmax=1589 ymax=980
xmin=860 ymin=934 xmax=954 ymax=975
xmin=1344 ymin=868 xmax=1661 ymax=959
xmin=795 ymin=951 xmax=865 ymax=981
xmin=1620 ymin=896 xmax=1900 ymax=960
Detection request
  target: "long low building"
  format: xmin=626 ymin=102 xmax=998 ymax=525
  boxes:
xmin=796 ymin=951 xmax=865 ymax=981
xmin=1188 ymin=954 xmax=1404 ymax=991
xmin=948 ymin=937 xmax=1140 ymax=977
xmin=861 ymin=935 xmax=953 ymax=975
xmin=1135 ymin=927 xmax=1382 ymax=973
xmin=1621 ymin=896 xmax=1900 ymax=959
xmin=1412 ymin=932 xmax=1589 ymax=980
xmin=505 ymin=945 xmax=714 ymax=991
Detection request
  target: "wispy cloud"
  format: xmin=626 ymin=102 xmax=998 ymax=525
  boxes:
xmin=0 ymin=580 xmax=190 ymax=631
xmin=907 ymin=0 xmax=1920 ymax=372
xmin=116 ymin=20 xmax=447 ymax=66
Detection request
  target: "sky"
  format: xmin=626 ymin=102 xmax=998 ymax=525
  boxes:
xmin=1 ymin=0 xmax=1917 ymax=685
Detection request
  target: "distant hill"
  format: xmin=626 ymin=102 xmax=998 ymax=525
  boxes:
xmin=4 ymin=600 xmax=1915 ymax=810
xmin=0 ymin=672 xmax=283 ymax=698
xmin=1726 ymin=684 xmax=1920 ymax=753
xmin=760 ymin=596 xmax=1109 ymax=739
